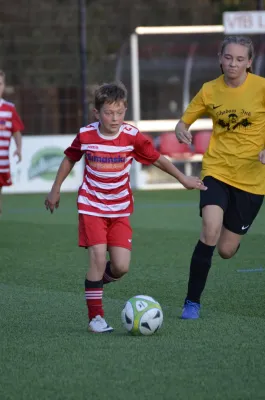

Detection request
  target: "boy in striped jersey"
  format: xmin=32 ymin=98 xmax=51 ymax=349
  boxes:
xmin=0 ymin=70 xmax=24 ymax=215
xmin=45 ymin=82 xmax=207 ymax=333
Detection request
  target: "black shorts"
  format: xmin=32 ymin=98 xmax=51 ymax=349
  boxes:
xmin=200 ymin=176 xmax=264 ymax=235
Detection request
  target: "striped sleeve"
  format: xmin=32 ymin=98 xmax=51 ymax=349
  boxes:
xmin=133 ymin=132 xmax=160 ymax=165
xmin=64 ymin=134 xmax=84 ymax=161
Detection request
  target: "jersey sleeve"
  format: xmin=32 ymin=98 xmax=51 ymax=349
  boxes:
xmin=64 ymin=134 xmax=84 ymax=162
xmin=181 ymin=87 xmax=207 ymax=125
xmin=133 ymin=132 xmax=160 ymax=165
xmin=12 ymin=107 xmax=24 ymax=133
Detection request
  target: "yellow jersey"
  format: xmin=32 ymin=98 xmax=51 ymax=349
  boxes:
xmin=182 ymin=73 xmax=265 ymax=194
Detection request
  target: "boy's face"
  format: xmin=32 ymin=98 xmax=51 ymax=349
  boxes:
xmin=94 ymin=101 xmax=127 ymax=135
xmin=0 ymin=76 xmax=5 ymax=98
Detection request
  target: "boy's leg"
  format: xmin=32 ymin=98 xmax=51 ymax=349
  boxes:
xmin=85 ymin=244 xmax=113 ymax=333
xmin=107 ymin=247 xmax=131 ymax=280
xmin=86 ymin=244 xmax=107 ymax=320
xmin=0 ymin=172 xmax=12 ymax=216
xmin=103 ymin=260 xmax=116 ymax=284
xmin=103 ymin=217 xmax=132 ymax=284
xmin=79 ymin=214 xmax=113 ymax=332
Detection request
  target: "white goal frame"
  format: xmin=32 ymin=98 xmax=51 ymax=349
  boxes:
xmin=128 ymin=25 xmax=224 ymax=190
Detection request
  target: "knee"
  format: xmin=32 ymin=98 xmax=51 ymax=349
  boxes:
xmin=218 ymin=249 xmax=234 ymax=259
xmin=201 ymin=225 xmax=221 ymax=246
xmin=217 ymin=244 xmax=238 ymax=259
xmin=111 ymin=261 xmax=129 ymax=277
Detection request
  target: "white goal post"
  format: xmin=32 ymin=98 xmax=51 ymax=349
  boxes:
xmin=128 ymin=25 xmax=225 ymax=189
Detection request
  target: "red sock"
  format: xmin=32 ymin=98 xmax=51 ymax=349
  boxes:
xmin=85 ymin=279 xmax=103 ymax=320
xmin=103 ymin=261 xmax=120 ymax=285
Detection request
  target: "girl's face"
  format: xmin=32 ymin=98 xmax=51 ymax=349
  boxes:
xmin=219 ymin=43 xmax=252 ymax=80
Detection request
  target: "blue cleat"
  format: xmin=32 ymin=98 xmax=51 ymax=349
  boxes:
xmin=181 ymin=300 xmax=201 ymax=319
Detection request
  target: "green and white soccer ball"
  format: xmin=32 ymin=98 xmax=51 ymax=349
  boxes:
xmin=121 ymin=295 xmax=163 ymax=336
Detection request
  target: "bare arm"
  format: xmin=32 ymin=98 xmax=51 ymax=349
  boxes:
xmin=13 ymin=131 xmax=22 ymax=163
xmin=52 ymin=156 xmax=76 ymax=190
xmin=154 ymin=155 xmax=185 ymax=181
xmin=153 ymin=155 xmax=207 ymax=190
xmin=175 ymin=119 xmax=192 ymax=145
xmin=45 ymin=156 xmax=76 ymax=213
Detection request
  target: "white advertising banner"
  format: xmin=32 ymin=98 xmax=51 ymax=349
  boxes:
xmin=3 ymin=135 xmax=84 ymax=194
xmin=223 ymin=11 xmax=265 ymax=34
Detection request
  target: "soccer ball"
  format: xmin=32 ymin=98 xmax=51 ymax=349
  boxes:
xmin=121 ymin=295 xmax=163 ymax=336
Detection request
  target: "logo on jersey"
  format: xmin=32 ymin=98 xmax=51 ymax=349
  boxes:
xmin=85 ymin=145 xmax=99 ymax=150
xmin=86 ymin=151 xmax=126 ymax=171
xmin=28 ymin=147 xmax=74 ymax=180
xmin=215 ymin=108 xmax=252 ymax=131
xmin=123 ymin=125 xmax=138 ymax=136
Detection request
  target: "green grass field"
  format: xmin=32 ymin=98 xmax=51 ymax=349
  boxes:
xmin=1 ymin=190 xmax=265 ymax=400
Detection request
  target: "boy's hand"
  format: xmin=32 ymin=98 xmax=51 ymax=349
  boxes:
xmin=181 ymin=176 xmax=207 ymax=191
xmin=44 ymin=190 xmax=60 ymax=213
xmin=13 ymin=149 xmax=22 ymax=163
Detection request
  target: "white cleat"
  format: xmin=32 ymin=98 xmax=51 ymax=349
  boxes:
xmin=88 ymin=315 xmax=114 ymax=333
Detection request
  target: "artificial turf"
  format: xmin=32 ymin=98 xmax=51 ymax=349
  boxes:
xmin=1 ymin=190 xmax=265 ymax=399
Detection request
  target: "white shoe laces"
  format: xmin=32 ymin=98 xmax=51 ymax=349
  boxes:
xmin=93 ymin=315 xmax=107 ymax=327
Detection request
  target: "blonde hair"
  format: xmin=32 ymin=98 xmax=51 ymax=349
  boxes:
xmin=219 ymin=36 xmax=254 ymax=73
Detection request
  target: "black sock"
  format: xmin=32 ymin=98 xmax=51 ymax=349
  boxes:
xmin=84 ymin=279 xmax=103 ymax=321
xmin=103 ymin=261 xmax=120 ymax=284
xmin=85 ymin=279 xmax=103 ymax=289
xmin=186 ymin=240 xmax=216 ymax=303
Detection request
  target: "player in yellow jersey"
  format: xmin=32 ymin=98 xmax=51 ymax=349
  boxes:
xmin=175 ymin=35 xmax=265 ymax=319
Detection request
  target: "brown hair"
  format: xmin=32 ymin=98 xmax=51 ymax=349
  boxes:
xmin=94 ymin=81 xmax=128 ymax=110
xmin=219 ymin=36 xmax=254 ymax=73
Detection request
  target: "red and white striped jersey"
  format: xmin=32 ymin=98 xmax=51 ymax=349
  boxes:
xmin=0 ymin=99 xmax=24 ymax=174
xmin=65 ymin=121 xmax=160 ymax=217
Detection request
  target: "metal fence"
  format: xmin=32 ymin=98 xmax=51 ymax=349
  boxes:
xmin=0 ymin=1 xmax=115 ymax=135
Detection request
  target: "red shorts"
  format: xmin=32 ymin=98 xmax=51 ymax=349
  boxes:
xmin=78 ymin=214 xmax=132 ymax=250
xmin=0 ymin=172 xmax=12 ymax=187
